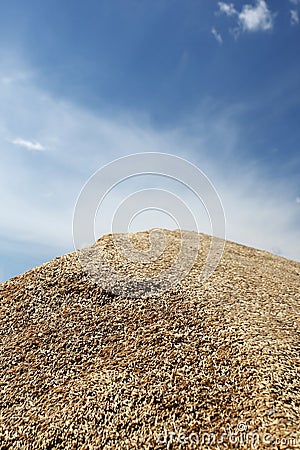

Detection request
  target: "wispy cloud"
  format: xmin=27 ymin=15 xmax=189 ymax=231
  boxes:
xmin=296 ymin=197 xmax=300 ymax=204
xmin=0 ymin=57 xmax=299 ymax=283
xmin=217 ymin=0 xmax=274 ymax=36
xmin=290 ymin=9 xmax=299 ymax=25
xmin=218 ymin=2 xmax=237 ymax=16
xmin=211 ymin=27 xmax=223 ymax=44
xmin=11 ymin=138 xmax=46 ymax=151
xmin=290 ymin=0 xmax=300 ymax=5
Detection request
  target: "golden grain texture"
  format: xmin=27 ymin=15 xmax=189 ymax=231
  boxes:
xmin=0 ymin=230 xmax=300 ymax=449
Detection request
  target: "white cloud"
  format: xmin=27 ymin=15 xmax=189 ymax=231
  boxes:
xmin=296 ymin=197 xmax=300 ymax=204
xmin=218 ymin=2 xmax=237 ymax=16
xmin=217 ymin=1 xmax=274 ymax=35
xmin=290 ymin=0 xmax=300 ymax=5
xmin=211 ymin=27 xmax=223 ymax=44
xmin=11 ymin=138 xmax=45 ymax=151
xmin=238 ymin=0 xmax=274 ymax=32
xmin=290 ymin=9 xmax=299 ymax=25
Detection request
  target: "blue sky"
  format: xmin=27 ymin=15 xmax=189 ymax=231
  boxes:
xmin=0 ymin=0 xmax=300 ymax=281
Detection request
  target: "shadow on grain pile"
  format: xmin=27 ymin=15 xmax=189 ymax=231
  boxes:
xmin=0 ymin=229 xmax=300 ymax=449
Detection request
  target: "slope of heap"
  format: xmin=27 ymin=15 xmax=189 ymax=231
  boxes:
xmin=0 ymin=229 xmax=300 ymax=449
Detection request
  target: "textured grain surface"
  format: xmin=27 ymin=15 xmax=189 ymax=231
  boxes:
xmin=0 ymin=229 xmax=300 ymax=449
